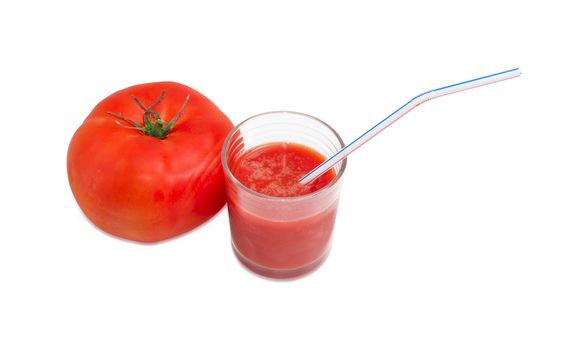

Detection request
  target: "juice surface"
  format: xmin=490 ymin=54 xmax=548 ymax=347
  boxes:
xmin=232 ymin=142 xmax=335 ymax=197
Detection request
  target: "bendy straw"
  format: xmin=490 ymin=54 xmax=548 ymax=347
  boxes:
xmin=299 ymin=67 xmax=521 ymax=184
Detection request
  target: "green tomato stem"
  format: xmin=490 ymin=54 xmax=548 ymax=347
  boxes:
xmin=107 ymin=91 xmax=189 ymax=140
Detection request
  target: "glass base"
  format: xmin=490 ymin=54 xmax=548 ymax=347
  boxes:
xmin=232 ymin=242 xmax=330 ymax=280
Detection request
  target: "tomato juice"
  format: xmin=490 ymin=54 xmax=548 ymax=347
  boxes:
xmin=222 ymin=111 xmax=346 ymax=279
xmin=231 ymin=143 xmax=335 ymax=197
xmin=227 ymin=142 xmax=339 ymax=278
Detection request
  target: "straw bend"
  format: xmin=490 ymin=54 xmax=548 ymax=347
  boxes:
xmin=298 ymin=67 xmax=521 ymax=184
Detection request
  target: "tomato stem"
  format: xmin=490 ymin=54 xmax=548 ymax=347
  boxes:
xmin=107 ymin=91 xmax=190 ymax=140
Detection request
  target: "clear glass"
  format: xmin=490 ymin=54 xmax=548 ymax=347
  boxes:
xmin=221 ymin=111 xmax=346 ymax=279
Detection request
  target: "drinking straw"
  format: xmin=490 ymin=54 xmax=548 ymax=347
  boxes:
xmin=298 ymin=67 xmax=521 ymax=184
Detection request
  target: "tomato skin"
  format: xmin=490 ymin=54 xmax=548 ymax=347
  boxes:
xmin=67 ymin=82 xmax=233 ymax=242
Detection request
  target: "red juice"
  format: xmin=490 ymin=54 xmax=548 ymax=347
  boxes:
xmin=227 ymin=142 xmax=339 ymax=278
xmin=232 ymin=143 xmax=335 ymax=197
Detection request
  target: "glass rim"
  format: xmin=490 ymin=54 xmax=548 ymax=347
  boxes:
xmin=221 ymin=110 xmax=347 ymax=202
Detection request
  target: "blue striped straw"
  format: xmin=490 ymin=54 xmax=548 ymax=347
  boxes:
xmin=299 ymin=68 xmax=521 ymax=184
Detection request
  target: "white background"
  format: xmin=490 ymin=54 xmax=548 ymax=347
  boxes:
xmin=1 ymin=1 xmax=559 ymax=349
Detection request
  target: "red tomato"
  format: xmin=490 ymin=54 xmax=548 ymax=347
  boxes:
xmin=67 ymin=82 xmax=233 ymax=242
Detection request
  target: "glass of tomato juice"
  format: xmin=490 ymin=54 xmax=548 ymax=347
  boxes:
xmin=221 ymin=111 xmax=346 ymax=279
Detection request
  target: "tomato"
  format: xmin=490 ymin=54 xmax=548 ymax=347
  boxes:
xmin=67 ymin=82 xmax=233 ymax=242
